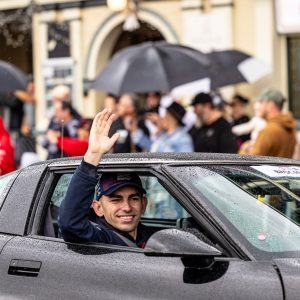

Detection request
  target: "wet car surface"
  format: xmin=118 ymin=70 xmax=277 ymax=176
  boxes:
xmin=1 ymin=152 xmax=300 ymax=299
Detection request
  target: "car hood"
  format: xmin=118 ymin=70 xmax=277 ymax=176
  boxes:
xmin=273 ymin=258 xmax=300 ymax=300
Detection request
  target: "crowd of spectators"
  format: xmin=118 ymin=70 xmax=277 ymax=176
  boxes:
xmin=0 ymin=82 xmax=298 ymax=175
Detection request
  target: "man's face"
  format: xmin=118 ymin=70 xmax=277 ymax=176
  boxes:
xmin=93 ymin=186 xmax=147 ymax=239
xmin=260 ymin=100 xmax=270 ymax=119
xmin=161 ymin=111 xmax=174 ymax=130
xmin=193 ymin=103 xmax=203 ymax=119
xmin=194 ymin=103 xmax=211 ymax=123
xmin=53 ymin=101 xmax=64 ymax=121
xmin=230 ymin=100 xmax=244 ymax=118
xmin=54 ymin=101 xmax=70 ymax=122
xmin=104 ymin=96 xmax=118 ymax=113
xmin=147 ymin=93 xmax=160 ymax=109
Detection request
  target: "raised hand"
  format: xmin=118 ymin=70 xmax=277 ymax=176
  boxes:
xmin=84 ymin=108 xmax=119 ymax=166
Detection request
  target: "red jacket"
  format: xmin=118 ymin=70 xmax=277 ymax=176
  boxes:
xmin=0 ymin=118 xmax=16 ymax=175
xmin=57 ymin=137 xmax=88 ymax=157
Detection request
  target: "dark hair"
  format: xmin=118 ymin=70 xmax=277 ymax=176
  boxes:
xmin=191 ymin=92 xmax=212 ymax=106
xmin=128 ymin=93 xmax=140 ymax=113
xmin=166 ymin=102 xmax=186 ymax=126
xmin=61 ymin=101 xmax=73 ymax=114
xmin=233 ymin=94 xmax=249 ymax=105
xmin=107 ymin=94 xmax=119 ymax=103
xmin=148 ymin=91 xmax=161 ymax=98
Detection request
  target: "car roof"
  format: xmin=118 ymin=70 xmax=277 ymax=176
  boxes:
xmin=35 ymin=152 xmax=300 ymax=168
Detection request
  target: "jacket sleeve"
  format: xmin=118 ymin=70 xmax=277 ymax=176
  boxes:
xmin=169 ymin=133 xmax=194 ymax=152
xmin=248 ymin=129 xmax=273 ymax=156
xmin=131 ymin=128 xmax=152 ymax=151
xmin=59 ymin=161 xmax=110 ymax=243
xmin=219 ymin=127 xmax=238 ymax=153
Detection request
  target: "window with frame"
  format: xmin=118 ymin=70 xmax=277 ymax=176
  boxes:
xmin=46 ymin=172 xmax=190 ymax=239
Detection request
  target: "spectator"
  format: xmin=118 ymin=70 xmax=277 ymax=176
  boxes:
xmin=145 ymin=92 xmax=161 ymax=114
xmin=232 ymin=100 xmax=266 ymax=151
xmin=56 ymin=118 xmax=93 ymax=157
xmin=49 ymin=84 xmax=81 ymax=121
xmin=109 ymin=93 xmax=149 ymax=153
xmin=239 ymin=88 xmax=297 ymax=158
xmin=42 ymin=101 xmax=80 ymax=159
xmin=131 ymin=96 xmax=194 ymax=153
xmin=14 ymin=75 xmax=38 ymax=167
xmin=0 ymin=75 xmax=37 ymax=167
xmin=0 ymin=91 xmax=24 ymax=144
xmin=14 ymin=74 xmax=36 ymax=133
xmin=142 ymin=92 xmax=162 ymax=142
xmin=190 ymin=92 xmax=237 ymax=153
xmin=228 ymin=94 xmax=250 ymax=147
xmin=104 ymin=94 xmax=119 ymax=115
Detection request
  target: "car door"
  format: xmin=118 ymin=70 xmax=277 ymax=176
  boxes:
xmin=0 ymin=163 xmax=284 ymax=299
xmin=0 ymin=170 xmax=20 ymax=253
xmin=0 ymin=235 xmax=284 ymax=300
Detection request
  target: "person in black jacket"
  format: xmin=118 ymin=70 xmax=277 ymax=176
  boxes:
xmin=228 ymin=94 xmax=250 ymax=147
xmin=59 ymin=108 xmax=153 ymax=248
xmin=109 ymin=93 xmax=149 ymax=153
xmin=190 ymin=92 xmax=237 ymax=153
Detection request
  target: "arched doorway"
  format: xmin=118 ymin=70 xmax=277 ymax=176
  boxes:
xmin=84 ymin=9 xmax=179 ymax=114
xmin=111 ymin=20 xmax=165 ymax=55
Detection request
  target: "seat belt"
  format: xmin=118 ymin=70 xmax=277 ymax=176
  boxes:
xmin=113 ymin=231 xmax=138 ymax=248
xmin=90 ymin=221 xmax=138 ymax=248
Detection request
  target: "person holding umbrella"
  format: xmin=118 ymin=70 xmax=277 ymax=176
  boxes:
xmin=108 ymin=93 xmax=149 ymax=153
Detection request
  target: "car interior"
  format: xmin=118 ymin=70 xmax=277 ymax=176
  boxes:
xmin=41 ymin=172 xmax=215 ymax=248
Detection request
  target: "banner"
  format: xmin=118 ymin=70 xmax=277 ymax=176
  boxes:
xmin=275 ymin=0 xmax=300 ymax=33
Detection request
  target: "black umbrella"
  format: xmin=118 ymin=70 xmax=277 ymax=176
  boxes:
xmin=93 ymin=42 xmax=212 ymax=95
xmin=0 ymin=60 xmax=27 ymax=92
xmin=208 ymin=49 xmax=272 ymax=89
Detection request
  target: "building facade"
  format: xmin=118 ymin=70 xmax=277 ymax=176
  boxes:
xmin=0 ymin=0 xmax=299 ymax=144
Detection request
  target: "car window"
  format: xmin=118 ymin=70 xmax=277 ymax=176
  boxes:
xmin=167 ymin=165 xmax=300 ymax=256
xmin=46 ymin=172 xmax=189 ymax=238
xmin=51 ymin=174 xmax=73 ymax=208
xmin=142 ymin=176 xmax=189 ymax=220
xmin=0 ymin=171 xmax=19 ymax=210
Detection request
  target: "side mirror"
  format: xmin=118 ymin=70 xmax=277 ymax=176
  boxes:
xmin=144 ymin=228 xmax=222 ymax=257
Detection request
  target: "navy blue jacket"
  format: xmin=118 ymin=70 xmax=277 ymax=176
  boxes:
xmin=59 ymin=160 xmax=153 ymax=247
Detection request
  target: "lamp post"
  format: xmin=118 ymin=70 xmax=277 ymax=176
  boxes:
xmin=106 ymin=0 xmax=128 ymax=12
xmin=106 ymin=0 xmax=140 ymax=31
xmin=203 ymin=0 xmax=212 ymax=13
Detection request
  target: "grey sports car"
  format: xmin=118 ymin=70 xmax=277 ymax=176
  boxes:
xmin=1 ymin=153 xmax=300 ymax=299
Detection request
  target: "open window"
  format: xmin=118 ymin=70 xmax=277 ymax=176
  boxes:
xmin=42 ymin=171 xmax=191 ymax=239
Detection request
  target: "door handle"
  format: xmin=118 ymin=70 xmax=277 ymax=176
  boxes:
xmin=8 ymin=259 xmax=42 ymax=277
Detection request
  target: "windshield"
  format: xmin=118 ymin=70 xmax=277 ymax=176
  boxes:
xmin=168 ymin=164 xmax=300 ymax=257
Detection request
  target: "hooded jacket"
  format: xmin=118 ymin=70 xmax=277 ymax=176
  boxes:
xmin=242 ymin=113 xmax=297 ymax=158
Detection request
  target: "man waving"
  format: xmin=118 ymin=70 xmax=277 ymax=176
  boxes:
xmin=59 ymin=109 xmax=153 ymax=247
